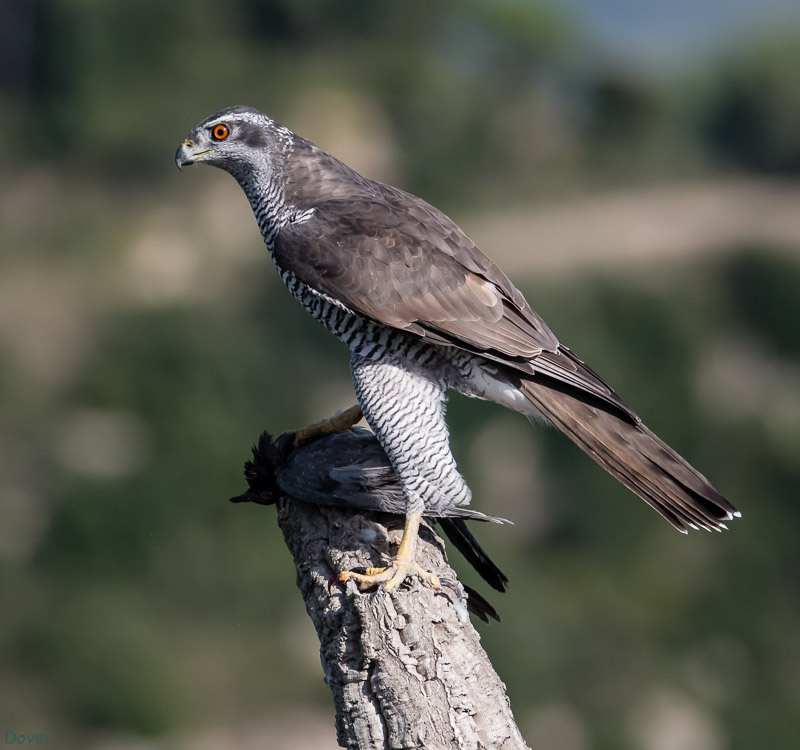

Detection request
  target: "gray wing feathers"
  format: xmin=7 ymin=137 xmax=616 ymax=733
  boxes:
xmin=274 ymin=189 xmax=629 ymax=414
xmin=275 ymin=144 xmax=626 ymax=406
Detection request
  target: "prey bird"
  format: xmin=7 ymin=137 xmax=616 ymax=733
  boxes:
xmin=176 ymin=106 xmax=739 ymax=592
xmin=230 ymin=426 xmax=509 ymax=622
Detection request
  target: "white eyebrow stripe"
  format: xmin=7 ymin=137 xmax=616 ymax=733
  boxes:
xmin=199 ymin=112 xmax=294 ymax=148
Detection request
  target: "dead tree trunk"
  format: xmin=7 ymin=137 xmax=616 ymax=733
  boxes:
xmin=275 ymin=491 xmax=531 ymax=749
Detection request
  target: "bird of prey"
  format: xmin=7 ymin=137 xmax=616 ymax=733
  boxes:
xmin=230 ymin=426 xmax=508 ymax=622
xmin=176 ymin=105 xmax=739 ymax=592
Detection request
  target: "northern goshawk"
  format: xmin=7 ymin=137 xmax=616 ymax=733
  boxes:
xmin=176 ymin=106 xmax=739 ymax=591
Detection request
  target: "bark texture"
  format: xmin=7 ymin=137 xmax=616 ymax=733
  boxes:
xmin=275 ymin=494 xmax=530 ymax=750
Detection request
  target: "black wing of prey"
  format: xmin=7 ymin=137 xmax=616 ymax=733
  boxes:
xmin=272 ymin=138 xmax=739 ymax=534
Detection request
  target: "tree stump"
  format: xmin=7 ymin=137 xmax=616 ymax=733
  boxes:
xmin=273 ymin=476 xmax=530 ymax=749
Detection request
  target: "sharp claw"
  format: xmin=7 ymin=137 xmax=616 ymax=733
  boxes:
xmin=438 ymin=577 xmax=461 ymax=598
xmin=438 ymin=577 xmax=465 ymax=608
xmin=437 ymin=577 xmax=471 ymax=622
xmin=330 ymin=567 xmax=369 ymax=594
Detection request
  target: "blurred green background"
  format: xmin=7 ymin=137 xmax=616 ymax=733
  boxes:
xmin=2 ymin=1 xmax=800 ymax=748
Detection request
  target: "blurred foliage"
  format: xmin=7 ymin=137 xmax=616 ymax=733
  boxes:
xmin=5 ymin=0 xmax=798 ymax=196
xmin=700 ymin=32 xmax=800 ymax=173
xmin=1 ymin=1 xmax=800 ymax=749
xmin=724 ymin=246 xmax=800 ymax=359
xmin=0 ymin=0 xmax=740 ymax=198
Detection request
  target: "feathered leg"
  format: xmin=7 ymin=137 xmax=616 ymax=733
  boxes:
xmin=337 ymin=354 xmax=471 ymax=590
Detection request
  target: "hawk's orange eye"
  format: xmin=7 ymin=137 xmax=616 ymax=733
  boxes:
xmin=211 ymin=123 xmax=230 ymax=141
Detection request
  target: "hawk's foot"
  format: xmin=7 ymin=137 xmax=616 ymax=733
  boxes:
xmin=334 ymin=511 xmax=439 ymax=592
xmin=292 ymin=404 xmax=363 ymax=447
xmin=337 ymin=560 xmax=441 ymax=592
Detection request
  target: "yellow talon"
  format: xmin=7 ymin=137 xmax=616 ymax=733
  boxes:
xmin=335 ymin=512 xmax=441 ymax=592
xmin=292 ymin=404 xmax=363 ymax=447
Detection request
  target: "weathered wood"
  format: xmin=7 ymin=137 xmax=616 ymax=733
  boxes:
xmin=275 ymin=493 xmax=531 ymax=750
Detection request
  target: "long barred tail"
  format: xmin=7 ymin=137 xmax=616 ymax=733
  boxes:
xmin=518 ymin=379 xmax=740 ymax=532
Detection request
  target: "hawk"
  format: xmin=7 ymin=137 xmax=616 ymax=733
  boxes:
xmin=176 ymin=106 xmax=739 ymax=591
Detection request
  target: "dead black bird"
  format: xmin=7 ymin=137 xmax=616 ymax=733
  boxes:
xmin=231 ymin=426 xmax=509 ymax=622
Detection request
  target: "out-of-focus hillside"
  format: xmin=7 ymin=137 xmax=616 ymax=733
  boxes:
xmin=2 ymin=3 xmax=800 ymax=749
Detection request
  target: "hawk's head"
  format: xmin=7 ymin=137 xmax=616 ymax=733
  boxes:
xmin=175 ymin=106 xmax=291 ymax=177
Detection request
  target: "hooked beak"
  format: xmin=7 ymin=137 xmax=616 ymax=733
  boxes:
xmin=175 ymin=139 xmax=211 ymax=170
